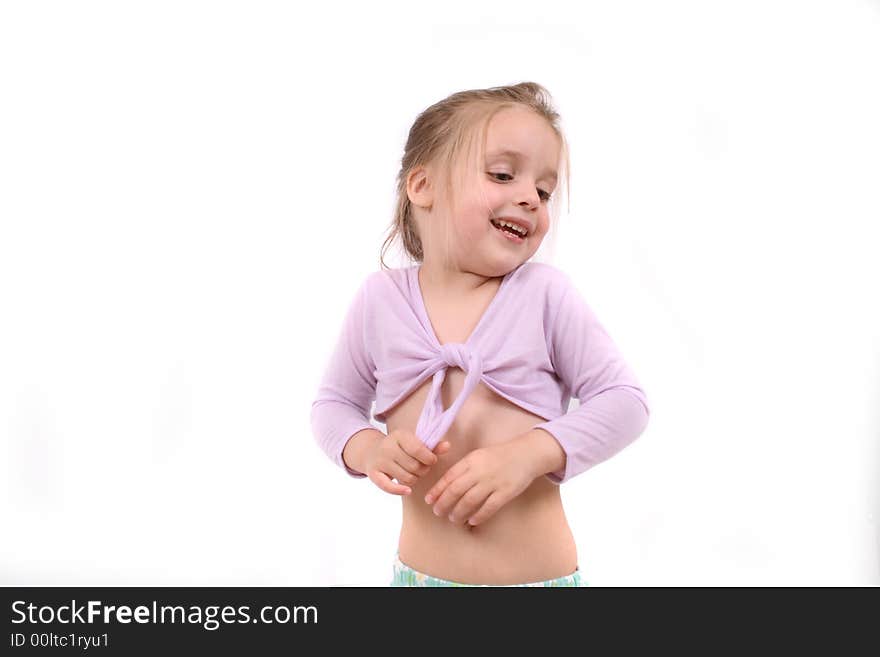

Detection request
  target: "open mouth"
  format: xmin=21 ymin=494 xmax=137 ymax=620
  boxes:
xmin=490 ymin=219 xmax=527 ymax=243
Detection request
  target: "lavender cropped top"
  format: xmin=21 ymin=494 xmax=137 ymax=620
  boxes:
xmin=310 ymin=261 xmax=650 ymax=484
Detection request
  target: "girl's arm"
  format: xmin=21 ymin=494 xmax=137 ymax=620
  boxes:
xmin=531 ymin=273 xmax=651 ymax=484
xmin=310 ymin=278 xmax=379 ymax=479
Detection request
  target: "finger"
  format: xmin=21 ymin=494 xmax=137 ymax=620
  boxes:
xmin=401 ymin=434 xmax=441 ymax=467
xmin=389 ymin=460 xmax=421 ymax=486
xmin=392 ymin=449 xmax=424 ymax=474
xmin=432 ymin=473 xmax=477 ymax=518
xmin=370 ymin=470 xmax=412 ymax=496
xmin=424 ymin=459 xmax=466 ymax=504
xmin=448 ymin=483 xmax=488 ymax=525
xmin=466 ymin=491 xmax=503 ymax=526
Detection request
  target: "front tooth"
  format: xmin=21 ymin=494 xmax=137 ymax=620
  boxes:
xmin=500 ymin=220 xmax=526 ymax=235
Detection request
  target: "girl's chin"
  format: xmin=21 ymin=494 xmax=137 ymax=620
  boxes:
xmin=486 ymin=244 xmax=538 ymax=270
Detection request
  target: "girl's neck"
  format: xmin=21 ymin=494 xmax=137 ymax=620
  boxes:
xmin=418 ymin=260 xmax=500 ymax=299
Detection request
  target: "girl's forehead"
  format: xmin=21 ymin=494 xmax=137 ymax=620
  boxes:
xmin=483 ymin=110 xmax=560 ymax=163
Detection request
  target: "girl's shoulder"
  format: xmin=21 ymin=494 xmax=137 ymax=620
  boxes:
xmin=517 ymin=260 xmax=569 ymax=283
xmin=514 ymin=261 xmax=575 ymax=298
xmin=368 ymin=264 xmax=415 ymax=291
xmin=354 ymin=265 xmax=417 ymax=305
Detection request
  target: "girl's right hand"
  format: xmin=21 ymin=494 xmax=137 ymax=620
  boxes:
xmin=363 ymin=428 xmax=451 ymax=496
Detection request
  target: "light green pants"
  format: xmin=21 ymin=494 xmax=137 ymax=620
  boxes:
xmin=390 ymin=552 xmax=587 ymax=587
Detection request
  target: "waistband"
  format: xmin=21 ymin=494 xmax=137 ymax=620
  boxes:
xmin=392 ymin=552 xmax=585 ymax=587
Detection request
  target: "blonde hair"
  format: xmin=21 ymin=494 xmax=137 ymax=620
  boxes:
xmin=379 ymin=81 xmax=571 ymax=271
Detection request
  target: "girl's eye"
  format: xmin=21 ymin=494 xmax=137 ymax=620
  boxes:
xmin=489 ymin=172 xmax=552 ymax=202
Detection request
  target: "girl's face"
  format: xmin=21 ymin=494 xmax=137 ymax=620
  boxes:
xmin=445 ymin=106 xmax=560 ymax=276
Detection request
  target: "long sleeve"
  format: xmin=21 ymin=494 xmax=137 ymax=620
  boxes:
xmin=533 ymin=274 xmax=650 ymax=485
xmin=310 ymin=277 xmax=378 ymax=479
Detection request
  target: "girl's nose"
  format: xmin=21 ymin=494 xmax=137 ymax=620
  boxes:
xmin=515 ymin=182 xmax=540 ymax=209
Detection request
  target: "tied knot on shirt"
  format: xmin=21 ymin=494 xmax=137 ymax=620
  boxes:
xmin=415 ymin=342 xmax=484 ymax=450
xmin=439 ymin=342 xmax=481 ymax=372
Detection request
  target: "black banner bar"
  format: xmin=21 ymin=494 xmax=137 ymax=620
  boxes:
xmin=1 ymin=586 xmax=873 ymax=652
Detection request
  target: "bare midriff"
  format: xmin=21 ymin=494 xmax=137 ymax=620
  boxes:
xmin=382 ymin=366 xmax=579 ymax=585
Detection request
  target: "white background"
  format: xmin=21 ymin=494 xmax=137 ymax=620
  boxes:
xmin=1 ymin=0 xmax=878 ymax=586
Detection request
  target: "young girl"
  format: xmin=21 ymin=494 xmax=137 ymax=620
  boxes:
xmin=311 ymin=82 xmax=650 ymax=587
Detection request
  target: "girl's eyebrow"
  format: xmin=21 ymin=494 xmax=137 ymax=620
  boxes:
xmin=486 ymin=148 xmax=558 ymax=182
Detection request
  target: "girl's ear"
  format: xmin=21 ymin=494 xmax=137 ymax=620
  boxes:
xmin=406 ymin=165 xmax=434 ymax=208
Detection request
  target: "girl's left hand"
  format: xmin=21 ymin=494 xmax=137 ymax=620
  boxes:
xmin=423 ymin=438 xmax=538 ymax=527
